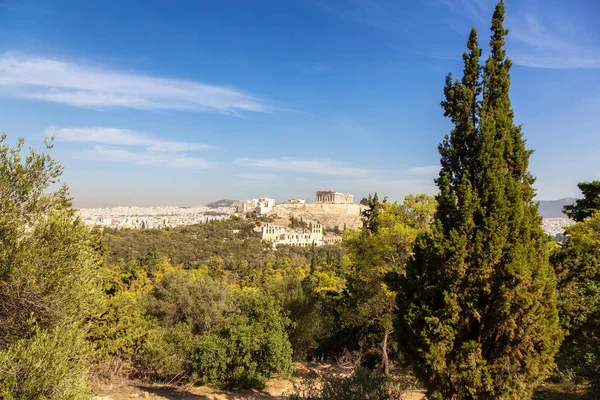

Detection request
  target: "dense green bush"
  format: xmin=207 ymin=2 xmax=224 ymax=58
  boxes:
xmin=191 ymin=334 xmax=228 ymax=385
xmin=321 ymin=368 xmax=393 ymax=400
xmin=551 ymin=211 xmax=600 ymax=394
xmin=145 ymin=269 xmax=232 ymax=334
xmin=1 ymin=210 xmax=105 ymax=345
xmin=88 ymin=290 xmax=150 ymax=365
xmin=0 ymin=323 xmax=92 ymax=400
xmin=136 ymin=323 xmax=196 ymax=382
xmin=0 ymin=135 xmax=102 ymax=397
xmin=267 ymin=272 xmax=330 ymax=361
xmin=192 ymin=289 xmax=293 ymax=388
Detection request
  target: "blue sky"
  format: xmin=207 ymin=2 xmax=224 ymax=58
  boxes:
xmin=1 ymin=0 xmax=599 ymax=207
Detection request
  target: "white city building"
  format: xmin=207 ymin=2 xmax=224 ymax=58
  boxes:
xmin=255 ymin=222 xmax=341 ymax=247
xmin=237 ymin=197 xmax=276 ymax=215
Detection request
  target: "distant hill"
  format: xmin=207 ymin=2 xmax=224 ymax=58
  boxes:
xmin=206 ymin=199 xmax=238 ymax=208
xmin=538 ymin=198 xmax=576 ymax=218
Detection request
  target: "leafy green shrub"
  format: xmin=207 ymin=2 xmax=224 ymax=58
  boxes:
xmin=191 ymin=334 xmax=228 ymax=384
xmin=551 ymin=211 xmax=600 ymax=395
xmin=321 ymin=368 xmax=393 ymax=400
xmin=145 ymin=269 xmax=232 ymax=334
xmin=0 ymin=135 xmax=103 ymax=397
xmin=0 ymin=323 xmax=91 ymax=400
xmin=585 ymin=351 xmax=600 ymax=395
xmin=192 ymin=289 xmax=293 ymax=388
xmin=1 ymin=210 xmax=105 ymax=346
xmin=559 ymin=345 xmax=600 ymax=396
xmin=88 ymin=290 xmax=150 ymax=363
xmin=135 ymin=323 xmax=196 ymax=382
xmin=267 ymin=272 xmax=329 ymax=361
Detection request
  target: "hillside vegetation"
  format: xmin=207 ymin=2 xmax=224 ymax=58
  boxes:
xmin=1 ymin=3 xmax=600 ymax=399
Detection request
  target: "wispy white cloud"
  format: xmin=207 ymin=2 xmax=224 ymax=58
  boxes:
xmin=83 ymin=145 xmax=216 ymax=169
xmin=439 ymin=0 xmax=600 ymax=69
xmin=407 ymin=165 xmax=440 ymax=176
xmin=315 ymin=0 xmax=398 ymax=32
xmin=0 ymin=53 xmax=273 ymax=113
xmin=50 ymin=126 xmax=212 ymax=152
xmin=455 ymin=0 xmax=488 ymax=23
xmin=50 ymin=126 xmax=215 ymax=169
xmin=317 ymin=0 xmax=474 ymax=61
xmin=235 ymin=157 xmax=373 ymax=177
xmin=508 ymin=13 xmax=600 ymax=69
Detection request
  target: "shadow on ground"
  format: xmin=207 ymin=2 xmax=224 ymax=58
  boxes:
xmin=135 ymin=384 xmax=280 ymax=400
xmin=533 ymin=382 xmax=593 ymax=400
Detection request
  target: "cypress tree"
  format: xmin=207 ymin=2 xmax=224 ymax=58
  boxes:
xmin=396 ymin=2 xmax=561 ymax=399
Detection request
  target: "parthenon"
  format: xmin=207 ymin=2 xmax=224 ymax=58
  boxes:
xmin=315 ymin=190 xmax=354 ymax=204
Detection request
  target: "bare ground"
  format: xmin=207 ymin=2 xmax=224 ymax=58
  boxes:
xmin=92 ymin=363 xmax=426 ymax=400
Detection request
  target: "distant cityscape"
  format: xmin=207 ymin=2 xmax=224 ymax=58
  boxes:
xmin=77 ymin=204 xmax=236 ymax=229
xmin=77 ymin=193 xmax=575 ymax=242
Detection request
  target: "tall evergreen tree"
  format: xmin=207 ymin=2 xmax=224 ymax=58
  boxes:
xmin=396 ymin=2 xmax=561 ymax=399
xmin=361 ymin=193 xmax=385 ymax=233
xmin=563 ymin=180 xmax=600 ymax=222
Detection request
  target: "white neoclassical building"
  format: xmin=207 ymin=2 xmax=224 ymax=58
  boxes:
xmin=256 ymin=222 xmax=341 ymax=247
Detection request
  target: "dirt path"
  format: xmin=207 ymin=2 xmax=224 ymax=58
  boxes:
xmin=93 ymin=381 xmax=425 ymax=400
xmin=92 ymin=363 xmax=426 ymax=400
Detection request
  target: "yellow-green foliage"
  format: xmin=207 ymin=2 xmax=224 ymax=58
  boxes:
xmin=341 ymin=194 xmax=435 ymax=372
xmin=88 ymin=290 xmax=151 ymax=362
xmin=145 ymin=268 xmax=233 ymax=334
xmin=0 ymin=323 xmax=92 ymax=400
xmin=1 ymin=134 xmax=103 ymax=397
xmin=136 ymin=323 xmax=196 ymax=382
xmin=552 ymin=211 xmax=600 ymax=393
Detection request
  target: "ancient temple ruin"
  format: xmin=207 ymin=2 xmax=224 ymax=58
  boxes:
xmin=315 ymin=190 xmax=354 ymax=204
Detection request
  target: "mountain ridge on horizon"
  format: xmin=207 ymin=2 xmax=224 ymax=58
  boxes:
xmin=537 ymin=197 xmax=576 ymax=218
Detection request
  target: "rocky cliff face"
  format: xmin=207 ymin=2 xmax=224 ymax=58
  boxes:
xmin=267 ymin=203 xmax=365 ymax=231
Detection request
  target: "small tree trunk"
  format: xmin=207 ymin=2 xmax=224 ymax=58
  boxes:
xmin=382 ymin=328 xmax=390 ymax=375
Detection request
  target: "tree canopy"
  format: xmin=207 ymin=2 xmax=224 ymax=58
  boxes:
xmin=396 ymin=2 xmax=561 ymax=398
xmin=564 ymin=181 xmax=600 ymax=222
xmin=0 ymin=134 xmax=104 ymax=399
